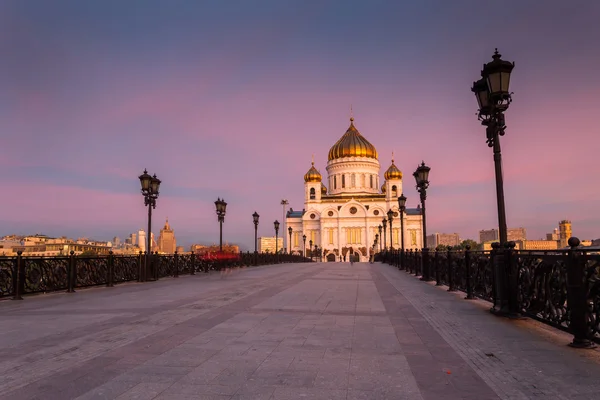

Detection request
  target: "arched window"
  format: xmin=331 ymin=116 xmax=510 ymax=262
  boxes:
xmin=392 ymin=185 xmax=397 ymax=196
xmin=370 ymin=175 xmax=373 ymax=188
xmin=310 ymin=188 xmax=315 ymax=200
xmin=334 ymin=175 xmax=337 ymax=189
xmin=342 ymin=175 xmax=346 ymax=188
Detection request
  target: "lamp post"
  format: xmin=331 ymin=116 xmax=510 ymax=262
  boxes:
xmin=398 ymin=194 xmax=407 ymax=266
xmin=375 ymin=233 xmax=379 ymax=253
xmin=139 ymin=169 xmax=161 ymax=282
xmin=413 ymin=162 xmax=431 ymax=281
xmin=381 ymin=218 xmax=387 ymax=251
xmin=302 ymin=234 xmax=307 ymax=258
xmin=309 ymin=239 xmax=313 ymax=261
xmin=471 ymin=49 xmax=514 ymax=246
xmin=281 ymin=199 xmax=289 ymax=251
xmin=471 ymin=49 xmax=515 ymax=315
xmin=377 ymin=226 xmax=382 ymax=252
xmin=387 ymin=209 xmax=394 ymax=250
xmin=274 ymin=220 xmax=280 ymax=255
xmin=215 ymin=198 xmax=227 ymax=252
xmin=288 ymin=227 xmax=293 ymax=254
xmin=252 ymin=212 xmax=259 ymax=264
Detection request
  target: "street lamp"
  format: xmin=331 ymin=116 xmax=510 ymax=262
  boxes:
xmin=381 ymin=218 xmax=387 ymax=251
xmin=309 ymin=239 xmax=313 ymax=261
xmin=302 ymin=234 xmax=307 ymax=258
xmin=377 ymin=226 xmax=382 ymax=252
xmin=375 ymin=233 xmax=379 ymax=253
xmin=274 ymin=220 xmax=280 ymax=255
xmin=252 ymin=212 xmax=259 ymax=263
xmin=387 ymin=209 xmax=394 ymax=250
xmin=288 ymin=227 xmax=293 ymax=254
xmin=281 ymin=200 xmax=289 ymax=251
xmin=413 ymin=161 xmax=431 ymax=280
xmin=139 ymin=169 xmax=161 ymax=282
xmin=472 ymin=49 xmax=515 ymax=316
xmin=398 ymin=194 xmax=407 ymax=258
xmin=215 ymin=198 xmax=227 ymax=252
xmin=471 ymin=48 xmax=514 ymax=246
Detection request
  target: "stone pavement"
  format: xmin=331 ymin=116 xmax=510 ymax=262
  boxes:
xmin=1 ymin=262 xmax=599 ymax=400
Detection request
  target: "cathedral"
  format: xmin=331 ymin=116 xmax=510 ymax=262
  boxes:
xmin=286 ymin=117 xmax=424 ymax=262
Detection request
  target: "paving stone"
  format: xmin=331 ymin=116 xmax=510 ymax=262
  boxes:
xmin=2 ymin=262 xmax=600 ymax=400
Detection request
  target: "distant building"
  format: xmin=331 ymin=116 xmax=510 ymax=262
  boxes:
xmin=112 ymin=236 xmax=121 ymax=246
xmin=559 ymin=220 xmax=572 ymax=248
xmin=546 ymin=228 xmax=560 ymax=241
xmin=138 ymin=229 xmax=146 ymax=252
xmin=192 ymin=244 xmax=240 ymax=254
xmin=479 ymin=229 xmax=499 ymax=243
xmin=258 ymin=237 xmax=284 ymax=253
xmin=176 ymin=246 xmax=185 ymax=253
xmin=507 ymin=228 xmax=526 ymax=242
xmin=479 ymin=227 xmax=526 ymax=243
xmin=158 ymin=219 xmax=176 ymax=254
xmin=426 ymin=233 xmax=460 ymax=248
xmin=515 ymin=240 xmax=558 ymax=251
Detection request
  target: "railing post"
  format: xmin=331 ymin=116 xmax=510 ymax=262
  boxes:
xmin=138 ymin=251 xmax=144 ymax=282
xmin=174 ymin=252 xmax=179 ymax=278
xmin=566 ymin=237 xmax=596 ymax=348
xmin=67 ymin=251 xmax=76 ymax=293
xmin=505 ymin=241 xmax=520 ymax=317
xmin=107 ymin=251 xmax=114 ymax=287
xmin=190 ymin=253 xmax=196 ymax=275
xmin=12 ymin=251 xmax=23 ymax=300
xmin=464 ymin=245 xmax=474 ymax=299
xmin=152 ymin=251 xmax=162 ymax=281
xmin=447 ymin=246 xmax=456 ymax=291
xmin=435 ymin=248 xmax=442 ymax=286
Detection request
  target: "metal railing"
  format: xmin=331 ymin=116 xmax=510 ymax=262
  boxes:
xmin=379 ymin=238 xmax=600 ymax=346
xmin=0 ymin=251 xmax=312 ymax=300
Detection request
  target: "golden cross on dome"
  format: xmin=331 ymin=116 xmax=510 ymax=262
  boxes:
xmin=311 ymin=154 xmax=314 ymax=165
xmin=392 ymin=151 xmax=394 ymax=162
xmin=350 ymin=104 xmax=354 ymax=121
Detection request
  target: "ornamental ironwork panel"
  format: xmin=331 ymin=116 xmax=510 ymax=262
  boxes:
xmin=158 ymin=256 xmax=175 ymax=277
xmin=76 ymin=256 xmax=109 ymax=287
xmin=452 ymin=251 xmax=467 ymax=292
xmin=113 ymin=256 xmax=139 ymax=282
xmin=23 ymin=256 xmax=69 ymax=294
xmin=0 ymin=258 xmax=14 ymax=298
xmin=517 ymin=252 xmax=569 ymax=330
xmin=583 ymin=252 xmax=600 ymax=342
xmin=471 ymin=252 xmax=493 ymax=301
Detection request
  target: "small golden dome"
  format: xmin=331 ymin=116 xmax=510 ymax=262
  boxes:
xmin=328 ymin=118 xmax=378 ymax=161
xmin=381 ymin=183 xmax=386 ymax=193
xmin=304 ymin=162 xmax=322 ymax=183
xmin=384 ymin=159 xmax=403 ymax=180
xmin=321 ymin=183 xmax=327 ymax=194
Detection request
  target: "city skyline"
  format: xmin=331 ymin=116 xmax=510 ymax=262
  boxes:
xmin=1 ymin=1 xmax=599 ymax=250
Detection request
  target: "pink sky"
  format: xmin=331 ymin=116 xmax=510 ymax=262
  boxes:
xmin=1 ymin=1 xmax=599 ymax=249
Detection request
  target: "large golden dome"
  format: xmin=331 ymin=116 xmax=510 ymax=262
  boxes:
xmin=304 ymin=162 xmax=322 ymax=183
xmin=328 ymin=118 xmax=378 ymax=161
xmin=384 ymin=159 xmax=403 ymax=180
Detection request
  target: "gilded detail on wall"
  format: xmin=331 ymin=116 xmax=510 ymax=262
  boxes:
xmin=410 ymin=230 xmax=417 ymax=246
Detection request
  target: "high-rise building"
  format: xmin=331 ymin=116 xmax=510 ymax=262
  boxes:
xmin=112 ymin=236 xmax=121 ymax=246
xmin=158 ymin=218 xmax=176 ymax=254
xmin=130 ymin=233 xmax=137 ymax=247
xmin=559 ymin=220 xmax=572 ymax=248
xmin=138 ymin=229 xmax=146 ymax=253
